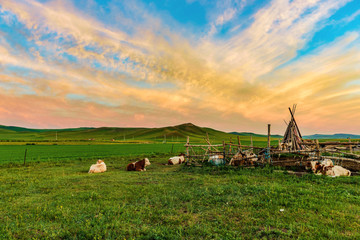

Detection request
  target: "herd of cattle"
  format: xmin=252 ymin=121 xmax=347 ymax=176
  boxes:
xmin=88 ymin=152 xmax=352 ymax=177
xmin=88 ymin=153 xmax=185 ymax=173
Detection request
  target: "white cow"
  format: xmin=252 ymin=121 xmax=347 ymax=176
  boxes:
xmin=168 ymin=153 xmax=185 ymax=165
xmin=324 ymin=165 xmax=351 ymax=177
xmin=88 ymin=159 xmax=107 ymax=173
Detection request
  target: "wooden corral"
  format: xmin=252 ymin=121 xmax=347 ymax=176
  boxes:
xmin=184 ymin=134 xmax=264 ymax=167
xmin=184 ymin=106 xmax=360 ymax=173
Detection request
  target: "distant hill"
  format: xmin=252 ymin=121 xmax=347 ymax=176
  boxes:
xmin=0 ymin=123 xmax=238 ymax=142
xmin=229 ymin=132 xmax=282 ymax=139
xmin=303 ymin=134 xmax=360 ymax=139
xmin=0 ymin=125 xmax=94 ymax=132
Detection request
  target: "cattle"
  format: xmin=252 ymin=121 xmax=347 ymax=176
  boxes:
xmin=322 ymin=165 xmax=351 ymax=177
xmin=306 ymin=159 xmax=350 ymax=177
xmin=168 ymin=153 xmax=186 ymax=165
xmin=126 ymin=158 xmax=151 ymax=171
xmin=305 ymin=159 xmax=333 ymax=174
xmin=208 ymin=154 xmax=225 ymax=166
xmin=88 ymin=159 xmax=107 ymax=173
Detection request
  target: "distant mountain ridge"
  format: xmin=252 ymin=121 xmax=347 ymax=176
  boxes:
xmin=1 ymin=124 xmax=359 ymax=141
xmin=303 ymin=134 xmax=360 ymax=139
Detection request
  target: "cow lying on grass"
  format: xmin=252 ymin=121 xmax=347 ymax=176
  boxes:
xmin=168 ymin=153 xmax=185 ymax=165
xmin=323 ymin=165 xmax=351 ymax=177
xmin=306 ymin=159 xmax=333 ymax=175
xmin=306 ymin=159 xmax=351 ymax=177
xmin=88 ymin=159 xmax=107 ymax=173
xmin=127 ymin=158 xmax=151 ymax=171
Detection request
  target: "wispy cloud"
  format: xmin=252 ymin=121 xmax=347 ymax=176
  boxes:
xmin=0 ymin=0 xmax=359 ymax=134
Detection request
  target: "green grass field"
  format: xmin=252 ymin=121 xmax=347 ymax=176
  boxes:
xmin=0 ymin=144 xmax=186 ymax=165
xmin=1 ymin=156 xmax=359 ymax=239
xmin=1 ymin=125 xmax=359 ymax=239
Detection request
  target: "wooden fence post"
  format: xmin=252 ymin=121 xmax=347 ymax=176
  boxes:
xmin=237 ymin=136 xmax=242 ymax=151
xmin=278 ymin=139 xmax=281 ymax=150
xmin=349 ymin=138 xmax=353 ymax=153
xmin=186 ymin=136 xmax=190 ymax=163
xmin=315 ymin=139 xmax=320 ymax=159
xmin=223 ymin=141 xmax=226 ymax=162
xmin=267 ymin=124 xmax=271 ymax=164
xmin=24 ymin=149 xmax=27 ymax=166
xmin=250 ymin=135 xmax=253 ymax=150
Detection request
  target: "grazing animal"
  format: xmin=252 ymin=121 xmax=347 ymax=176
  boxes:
xmin=208 ymin=155 xmax=225 ymax=166
xmin=127 ymin=158 xmax=151 ymax=171
xmin=168 ymin=153 xmax=185 ymax=165
xmin=88 ymin=159 xmax=107 ymax=173
xmin=322 ymin=165 xmax=351 ymax=177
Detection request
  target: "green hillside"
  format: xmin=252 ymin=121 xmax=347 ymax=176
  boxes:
xmin=0 ymin=123 xmax=282 ymax=144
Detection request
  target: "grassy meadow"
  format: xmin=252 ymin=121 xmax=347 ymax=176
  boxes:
xmin=1 ymin=124 xmax=359 ymax=239
xmin=1 ymin=155 xmax=360 ymax=239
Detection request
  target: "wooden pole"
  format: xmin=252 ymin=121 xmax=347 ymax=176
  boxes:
xmin=315 ymin=139 xmax=320 ymax=159
xmin=267 ymin=124 xmax=271 ymax=164
xmin=250 ymin=135 xmax=253 ymax=149
xmin=24 ymin=149 xmax=27 ymax=166
xmin=237 ymin=136 xmax=242 ymax=151
xmin=229 ymin=137 xmax=232 ymax=153
xmin=223 ymin=141 xmax=226 ymax=160
xmin=267 ymin=124 xmax=271 ymax=149
xmin=186 ymin=136 xmax=190 ymax=164
xmin=278 ymin=139 xmax=281 ymax=150
xmin=288 ymin=107 xmax=302 ymax=139
xmin=349 ymin=138 xmax=353 ymax=153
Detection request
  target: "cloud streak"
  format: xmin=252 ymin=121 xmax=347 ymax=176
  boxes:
xmin=0 ymin=0 xmax=359 ymax=134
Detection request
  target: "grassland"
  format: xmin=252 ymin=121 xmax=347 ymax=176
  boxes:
xmin=0 ymin=144 xmax=186 ymax=165
xmin=1 ymin=124 xmax=359 ymax=239
xmin=1 ymin=155 xmax=359 ymax=239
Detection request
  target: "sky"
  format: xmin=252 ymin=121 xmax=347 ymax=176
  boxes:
xmin=0 ymin=0 xmax=359 ymax=134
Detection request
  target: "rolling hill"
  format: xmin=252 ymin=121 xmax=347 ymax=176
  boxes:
xmin=0 ymin=123 xmax=242 ymax=142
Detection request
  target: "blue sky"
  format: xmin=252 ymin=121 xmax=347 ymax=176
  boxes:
xmin=0 ymin=0 xmax=359 ymax=134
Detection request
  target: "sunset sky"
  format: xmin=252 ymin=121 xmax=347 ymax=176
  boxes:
xmin=0 ymin=0 xmax=359 ymax=134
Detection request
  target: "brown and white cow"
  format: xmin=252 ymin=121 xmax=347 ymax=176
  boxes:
xmin=306 ymin=159 xmax=334 ymax=174
xmin=88 ymin=159 xmax=107 ymax=173
xmin=168 ymin=153 xmax=185 ymax=165
xmin=306 ymin=159 xmax=351 ymax=177
xmin=126 ymin=158 xmax=151 ymax=171
xmin=322 ymin=165 xmax=351 ymax=177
